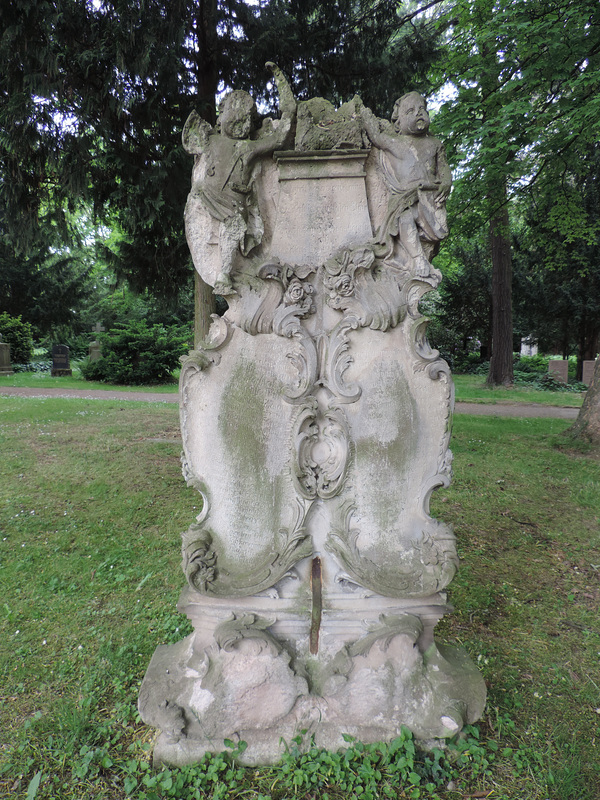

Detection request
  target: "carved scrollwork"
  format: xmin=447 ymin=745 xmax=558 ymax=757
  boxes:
xmin=291 ymin=398 xmax=319 ymax=499
xmin=323 ymin=244 xmax=408 ymax=331
xmin=326 ymin=500 xmax=459 ymax=598
xmin=291 ymin=400 xmax=352 ymax=500
xmin=317 ymin=405 xmax=352 ymax=498
xmin=214 ymin=613 xmax=282 ymax=655
xmin=179 ymin=315 xmax=232 ymax=398
xmin=181 ymin=523 xmax=218 ymax=593
xmin=326 ymin=613 xmax=424 ymax=680
xmin=181 ymin=498 xmax=313 ymax=597
xmin=319 ymin=320 xmax=361 ymax=403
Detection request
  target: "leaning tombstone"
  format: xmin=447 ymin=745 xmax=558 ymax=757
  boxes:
xmin=582 ymin=359 xmax=599 ymax=387
xmin=51 ymin=344 xmax=72 ymax=377
xmin=548 ymin=359 xmax=568 ymax=384
xmin=0 ymin=334 xmax=14 ymax=376
xmin=138 ymin=65 xmax=486 ymax=765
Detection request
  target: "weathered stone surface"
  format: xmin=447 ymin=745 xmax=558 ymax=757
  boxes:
xmin=139 ymin=75 xmax=485 ymax=764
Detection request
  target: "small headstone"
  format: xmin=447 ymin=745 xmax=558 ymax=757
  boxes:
xmin=582 ymin=359 xmax=599 ymax=387
xmin=0 ymin=334 xmax=14 ymax=376
xmin=520 ymin=338 xmax=538 ymax=357
xmin=548 ymin=359 xmax=568 ymax=384
xmin=89 ymin=322 xmax=105 ymax=362
xmin=51 ymin=344 xmax=72 ymax=377
xmin=89 ymin=341 xmax=102 ymax=362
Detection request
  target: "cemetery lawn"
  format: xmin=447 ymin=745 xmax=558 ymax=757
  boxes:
xmin=453 ymin=374 xmax=585 ymax=407
xmin=1 ymin=397 xmax=599 ymax=800
xmin=0 ymin=368 xmax=179 ymax=393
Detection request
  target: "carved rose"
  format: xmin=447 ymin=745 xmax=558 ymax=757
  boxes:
xmin=333 ymin=274 xmax=354 ymax=297
xmin=283 ymin=278 xmax=307 ymax=305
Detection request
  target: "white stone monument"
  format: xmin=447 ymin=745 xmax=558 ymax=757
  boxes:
xmin=139 ymin=65 xmax=486 ymax=766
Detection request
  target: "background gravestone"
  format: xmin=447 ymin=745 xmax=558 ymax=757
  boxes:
xmin=51 ymin=344 xmax=72 ymax=377
xmin=139 ymin=66 xmax=485 ymax=766
xmin=89 ymin=322 xmax=105 ymax=362
xmin=548 ymin=359 xmax=568 ymax=384
xmin=582 ymin=359 xmax=599 ymax=387
xmin=0 ymin=334 xmax=13 ymax=376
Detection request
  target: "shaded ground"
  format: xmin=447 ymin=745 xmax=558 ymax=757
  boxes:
xmin=0 ymin=385 xmax=580 ymax=418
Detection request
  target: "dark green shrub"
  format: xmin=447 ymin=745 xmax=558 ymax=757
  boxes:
xmin=80 ymin=321 xmax=189 ymax=385
xmin=0 ymin=312 xmax=34 ymax=363
xmin=513 ymin=354 xmax=549 ymax=374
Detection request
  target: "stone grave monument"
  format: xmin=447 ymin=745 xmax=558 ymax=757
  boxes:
xmin=89 ymin=322 xmax=105 ymax=362
xmin=0 ymin=334 xmax=14 ymax=376
xmin=582 ymin=359 xmax=599 ymax=387
xmin=548 ymin=359 xmax=568 ymax=384
xmin=51 ymin=344 xmax=72 ymax=377
xmin=139 ymin=65 xmax=486 ymax=766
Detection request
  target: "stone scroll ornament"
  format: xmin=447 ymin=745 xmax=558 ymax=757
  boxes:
xmin=139 ymin=64 xmax=486 ymax=766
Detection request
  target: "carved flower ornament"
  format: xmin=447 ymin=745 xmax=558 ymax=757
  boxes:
xmin=283 ymin=278 xmax=308 ymax=305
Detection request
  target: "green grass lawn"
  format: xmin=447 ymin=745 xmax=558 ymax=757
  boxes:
xmin=1 ymin=370 xmax=585 ymax=406
xmin=453 ymin=373 xmax=585 ymax=407
xmin=0 ymin=366 xmax=179 ymax=393
xmin=0 ymin=397 xmax=599 ymax=799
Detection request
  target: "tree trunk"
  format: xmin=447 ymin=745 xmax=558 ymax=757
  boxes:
xmin=567 ymin=358 xmax=600 ymax=443
xmin=486 ymin=203 xmax=514 ymax=386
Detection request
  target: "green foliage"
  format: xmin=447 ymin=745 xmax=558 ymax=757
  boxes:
xmin=80 ymin=321 xmax=188 ymax=385
xmin=0 ymin=0 xmax=440 ymax=301
xmin=0 ymin=312 xmax=34 ymax=363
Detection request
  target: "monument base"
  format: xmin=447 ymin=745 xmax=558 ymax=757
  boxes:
xmin=51 ymin=368 xmax=73 ymax=377
xmin=0 ymin=368 xmax=14 ymax=376
xmin=139 ymin=588 xmax=486 ymax=766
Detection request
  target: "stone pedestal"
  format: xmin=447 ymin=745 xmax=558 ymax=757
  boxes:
xmin=139 ymin=88 xmax=485 ymax=765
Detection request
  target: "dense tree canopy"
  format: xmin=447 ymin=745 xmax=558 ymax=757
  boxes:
xmin=429 ymin=0 xmax=600 ymax=384
xmin=2 ymin=0 xmax=600 ymax=434
xmin=0 ymin=0 xmax=441 ymax=305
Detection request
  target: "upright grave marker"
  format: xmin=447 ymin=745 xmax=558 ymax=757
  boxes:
xmin=51 ymin=345 xmax=72 ymax=377
xmin=582 ymin=359 xmax=599 ymax=387
xmin=89 ymin=322 xmax=105 ymax=362
xmin=548 ymin=359 xmax=569 ymax=384
xmin=0 ymin=334 xmax=13 ymax=376
xmin=139 ymin=65 xmax=486 ymax=765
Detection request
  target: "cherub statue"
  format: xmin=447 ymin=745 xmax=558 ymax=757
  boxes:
xmin=360 ymin=92 xmax=452 ymax=277
xmin=182 ymin=63 xmax=296 ymax=295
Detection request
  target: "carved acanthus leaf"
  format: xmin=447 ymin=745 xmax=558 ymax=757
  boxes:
xmin=319 ymin=320 xmax=361 ymax=403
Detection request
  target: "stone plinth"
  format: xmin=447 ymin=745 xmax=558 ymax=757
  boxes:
xmin=139 ymin=81 xmax=485 ymax=765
